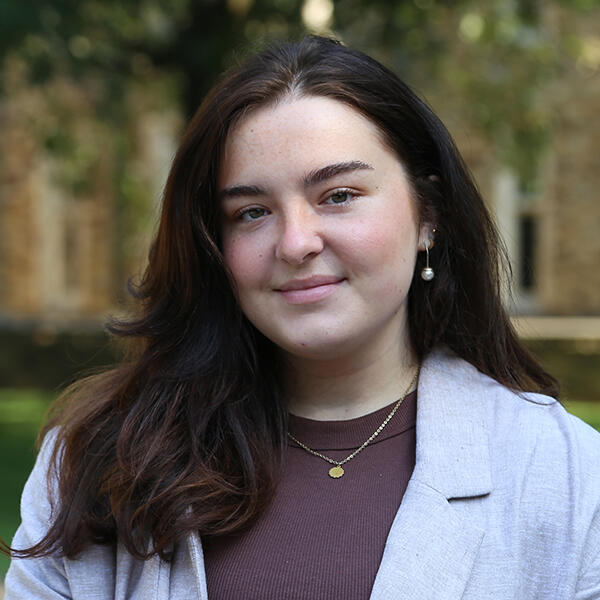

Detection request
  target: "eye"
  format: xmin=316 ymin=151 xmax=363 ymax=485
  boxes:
xmin=236 ymin=206 xmax=269 ymax=222
xmin=322 ymin=189 xmax=356 ymax=205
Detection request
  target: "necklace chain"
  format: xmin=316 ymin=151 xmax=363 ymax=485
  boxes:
xmin=287 ymin=369 xmax=419 ymax=478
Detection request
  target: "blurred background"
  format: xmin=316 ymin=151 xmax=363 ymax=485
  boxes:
xmin=0 ymin=0 xmax=599 ymax=588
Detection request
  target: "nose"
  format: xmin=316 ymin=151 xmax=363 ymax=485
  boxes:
xmin=275 ymin=205 xmax=324 ymax=265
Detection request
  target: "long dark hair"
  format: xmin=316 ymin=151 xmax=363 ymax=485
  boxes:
xmin=6 ymin=35 xmax=558 ymax=562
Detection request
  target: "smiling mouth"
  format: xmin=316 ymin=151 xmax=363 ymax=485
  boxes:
xmin=276 ymin=277 xmax=345 ymax=304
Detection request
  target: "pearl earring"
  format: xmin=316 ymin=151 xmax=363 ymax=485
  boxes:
xmin=421 ymin=238 xmax=434 ymax=281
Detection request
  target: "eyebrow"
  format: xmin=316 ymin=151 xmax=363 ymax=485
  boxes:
xmin=303 ymin=160 xmax=374 ymax=187
xmin=218 ymin=160 xmax=373 ymax=201
xmin=218 ymin=184 xmax=265 ymax=201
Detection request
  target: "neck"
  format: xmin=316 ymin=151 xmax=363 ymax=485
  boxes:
xmin=284 ymin=335 xmax=418 ymax=421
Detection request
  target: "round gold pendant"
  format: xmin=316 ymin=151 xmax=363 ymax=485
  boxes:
xmin=329 ymin=465 xmax=344 ymax=478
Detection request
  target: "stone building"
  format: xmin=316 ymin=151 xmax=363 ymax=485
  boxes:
xmin=0 ymin=22 xmax=598 ymax=331
xmin=0 ymin=64 xmax=178 ymax=329
xmin=439 ymin=8 xmax=600 ymax=319
xmin=535 ymin=67 xmax=600 ymax=315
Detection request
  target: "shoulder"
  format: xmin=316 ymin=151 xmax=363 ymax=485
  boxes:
xmin=420 ymin=347 xmax=600 ymax=584
xmin=425 ymin=345 xmax=600 ymax=454
xmin=17 ymin=428 xmax=63 ymax=527
xmin=478 ymin=367 xmax=600 ymax=478
xmin=486 ymin=379 xmax=600 ymax=536
xmin=8 ymin=428 xmax=65 ymax=553
xmin=5 ymin=429 xmax=122 ymax=599
xmin=422 ymin=346 xmax=600 ymax=497
xmin=4 ymin=429 xmax=67 ymax=599
xmin=460 ymin=356 xmax=600 ymax=590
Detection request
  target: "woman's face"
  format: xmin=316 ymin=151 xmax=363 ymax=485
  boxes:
xmin=218 ymin=96 xmax=431 ymax=361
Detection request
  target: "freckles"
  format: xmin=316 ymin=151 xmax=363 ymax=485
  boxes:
xmin=382 ymin=279 xmax=405 ymax=296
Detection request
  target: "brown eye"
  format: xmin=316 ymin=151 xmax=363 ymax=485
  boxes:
xmin=324 ymin=190 xmax=354 ymax=205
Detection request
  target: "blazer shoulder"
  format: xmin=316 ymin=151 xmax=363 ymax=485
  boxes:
xmin=424 ymin=347 xmax=600 ymax=461
xmin=481 ymin=374 xmax=600 ymax=505
xmin=484 ymin=373 xmax=598 ymax=445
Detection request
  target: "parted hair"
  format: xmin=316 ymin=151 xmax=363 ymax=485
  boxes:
xmin=5 ymin=35 xmax=557 ymax=561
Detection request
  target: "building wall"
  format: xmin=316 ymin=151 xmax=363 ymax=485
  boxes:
xmin=0 ymin=27 xmax=598 ymax=326
xmin=538 ymin=68 xmax=600 ymax=314
xmin=0 ymin=67 xmax=179 ymax=326
xmin=435 ymin=8 xmax=600 ymax=316
xmin=0 ymin=83 xmax=115 ymax=322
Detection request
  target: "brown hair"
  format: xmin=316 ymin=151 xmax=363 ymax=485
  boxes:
xmin=5 ymin=35 xmax=557 ymax=562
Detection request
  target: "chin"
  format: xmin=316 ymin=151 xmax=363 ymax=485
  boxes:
xmin=276 ymin=334 xmax=361 ymax=362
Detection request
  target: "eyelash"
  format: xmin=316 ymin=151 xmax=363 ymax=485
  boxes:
xmin=233 ymin=188 xmax=359 ymax=222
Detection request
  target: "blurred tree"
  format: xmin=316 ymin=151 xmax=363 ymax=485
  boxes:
xmin=333 ymin=0 xmax=598 ymax=184
xmin=0 ymin=0 xmax=307 ymax=298
xmin=1 ymin=0 xmax=596 ymax=179
xmin=0 ymin=0 xmax=597 ymax=292
xmin=0 ymin=0 xmax=307 ymax=116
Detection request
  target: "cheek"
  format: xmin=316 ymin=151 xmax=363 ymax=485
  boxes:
xmin=223 ymin=237 xmax=267 ymax=291
xmin=343 ymin=216 xmax=418 ymax=272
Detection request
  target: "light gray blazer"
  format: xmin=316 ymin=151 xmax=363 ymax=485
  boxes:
xmin=6 ymin=347 xmax=600 ymax=599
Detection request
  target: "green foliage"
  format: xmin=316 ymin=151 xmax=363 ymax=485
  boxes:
xmin=567 ymin=402 xmax=600 ymax=430
xmin=332 ymin=0 xmax=580 ymax=185
xmin=0 ymin=0 xmax=597 ymax=228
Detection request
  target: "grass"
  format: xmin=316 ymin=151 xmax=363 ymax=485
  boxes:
xmin=525 ymin=340 xmax=600 ymax=404
xmin=1 ymin=387 xmax=600 ymax=583
xmin=564 ymin=401 xmax=600 ymax=431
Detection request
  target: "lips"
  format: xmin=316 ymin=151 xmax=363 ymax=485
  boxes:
xmin=277 ymin=275 xmax=344 ymax=291
xmin=275 ymin=276 xmax=345 ymax=304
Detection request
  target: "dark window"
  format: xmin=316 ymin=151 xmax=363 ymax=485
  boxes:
xmin=64 ymin=213 xmax=80 ymax=289
xmin=519 ymin=214 xmax=536 ymax=291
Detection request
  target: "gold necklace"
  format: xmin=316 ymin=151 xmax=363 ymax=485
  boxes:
xmin=287 ymin=370 xmax=418 ymax=479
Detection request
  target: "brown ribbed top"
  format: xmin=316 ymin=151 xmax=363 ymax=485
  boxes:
xmin=203 ymin=390 xmax=417 ymax=600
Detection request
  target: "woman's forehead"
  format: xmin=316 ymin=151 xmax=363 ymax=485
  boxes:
xmin=218 ymin=96 xmax=402 ymax=187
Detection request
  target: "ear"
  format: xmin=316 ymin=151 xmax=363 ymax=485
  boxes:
xmin=417 ymin=224 xmax=436 ymax=251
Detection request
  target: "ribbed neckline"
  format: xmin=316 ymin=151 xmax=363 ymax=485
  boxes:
xmin=287 ymin=390 xmax=416 ymax=451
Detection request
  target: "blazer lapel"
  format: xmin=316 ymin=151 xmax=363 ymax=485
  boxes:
xmin=370 ymin=347 xmax=492 ymax=600
xmin=369 ymin=479 xmax=485 ymax=600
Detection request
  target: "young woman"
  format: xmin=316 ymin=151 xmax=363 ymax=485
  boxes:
xmin=5 ymin=36 xmax=600 ymax=599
